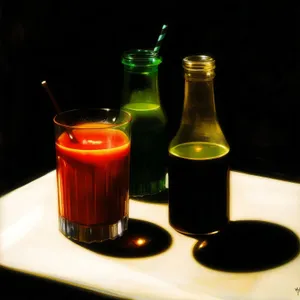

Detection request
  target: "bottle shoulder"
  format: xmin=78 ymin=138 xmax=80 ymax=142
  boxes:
xmin=169 ymin=122 xmax=229 ymax=152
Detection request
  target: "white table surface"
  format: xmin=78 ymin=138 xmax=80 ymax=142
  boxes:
xmin=0 ymin=171 xmax=299 ymax=300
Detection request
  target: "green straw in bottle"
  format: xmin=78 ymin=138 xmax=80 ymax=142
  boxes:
xmin=153 ymin=24 xmax=168 ymax=54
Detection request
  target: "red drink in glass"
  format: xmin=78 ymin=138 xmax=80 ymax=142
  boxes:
xmin=54 ymin=109 xmax=131 ymax=243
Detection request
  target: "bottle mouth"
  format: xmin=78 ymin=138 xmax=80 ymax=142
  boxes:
xmin=122 ymin=49 xmax=162 ymax=67
xmin=183 ymin=55 xmax=215 ymax=72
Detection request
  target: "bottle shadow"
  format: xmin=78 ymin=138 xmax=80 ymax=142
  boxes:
xmin=193 ymin=220 xmax=300 ymax=272
xmin=77 ymin=218 xmax=172 ymax=258
xmin=132 ymin=189 xmax=169 ymax=204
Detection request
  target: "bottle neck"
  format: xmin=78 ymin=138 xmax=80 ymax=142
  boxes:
xmin=181 ymin=74 xmax=217 ymax=126
xmin=122 ymin=67 xmax=161 ymax=106
xmin=170 ymin=55 xmax=229 ymax=150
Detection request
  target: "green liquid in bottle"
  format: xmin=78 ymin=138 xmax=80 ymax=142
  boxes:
xmin=123 ymin=102 xmax=167 ymax=197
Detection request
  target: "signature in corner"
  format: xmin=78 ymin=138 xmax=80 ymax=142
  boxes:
xmin=295 ymin=287 xmax=300 ymax=296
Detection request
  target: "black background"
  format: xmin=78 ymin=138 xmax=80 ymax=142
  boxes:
xmin=2 ymin=3 xmax=300 ymax=194
xmin=1 ymin=1 xmax=300 ymax=298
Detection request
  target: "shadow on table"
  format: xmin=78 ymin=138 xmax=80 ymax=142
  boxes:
xmin=132 ymin=189 xmax=169 ymax=204
xmin=0 ymin=266 xmax=130 ymax=299
xmin=193 ymin=220 xmax=300 ymax=272
xmin=78 ymin=218 xmax=172 ymax=258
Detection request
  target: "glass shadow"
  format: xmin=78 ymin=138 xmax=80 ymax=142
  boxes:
xmin=193 ymin=220 xmax=300 ymax=272
xmin=132 ymin=189 xmax=169 ymax=204
xmin=77 ymin=218 xmax=172 ymax=258
xmin=0 ymin=266 xmax=130 ymax=300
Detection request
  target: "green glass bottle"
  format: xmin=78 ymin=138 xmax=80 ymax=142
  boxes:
xmin=168 ymin=55 xmax=230 ymax=235
xmin=121 ymin=49 xmax=167 ymax=198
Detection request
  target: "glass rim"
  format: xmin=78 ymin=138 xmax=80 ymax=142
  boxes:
xmin=53 ymin=108 xmax=132 ymax=130
xmin=122 ymin=49 xmax=162 ymax=67
xmin=183 ymin=55 xmax=215 ymax=71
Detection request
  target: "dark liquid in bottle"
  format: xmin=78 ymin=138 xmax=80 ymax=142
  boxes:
xmin=123 ymin=102 xmax=167 ymax=197
xmin=168 ymin=142 xmax=230 ymax=235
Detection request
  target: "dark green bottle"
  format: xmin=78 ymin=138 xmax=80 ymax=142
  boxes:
xmin=121 ymin=49 xmax=168 ymax=198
